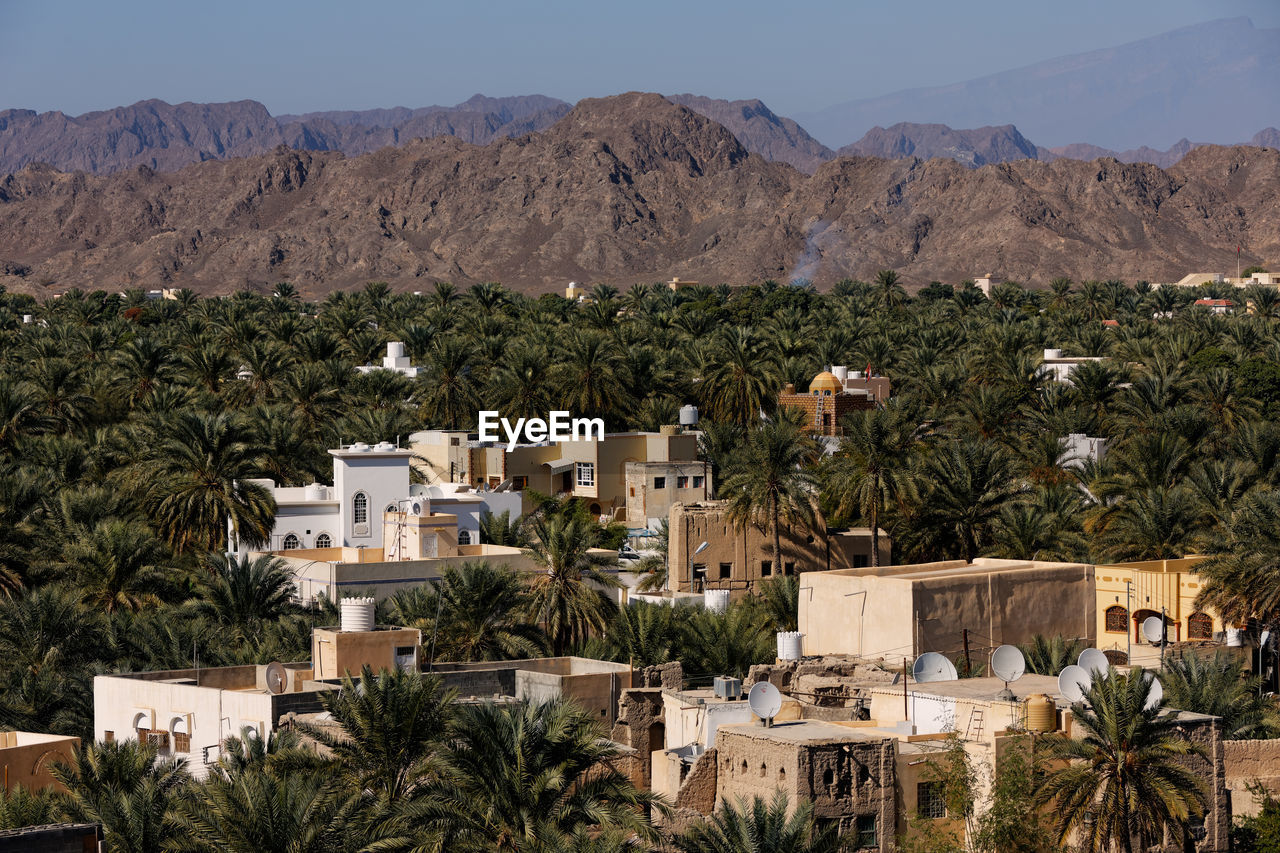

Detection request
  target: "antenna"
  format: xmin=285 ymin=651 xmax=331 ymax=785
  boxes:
xmin=1057 ymin=664 xmax=1091 ymax=704
xmin=990 ymin=645 xmax=1026 ymax=701
xmin=1078 ymin=648 xmax=1110 ymax=677
xmin=912 ymin=652 xmax=958 ymax=683
xmin=748 ymin=682 xmax=783 ymax=728
xmin=264 ymin=661 xmax=288 ymax=695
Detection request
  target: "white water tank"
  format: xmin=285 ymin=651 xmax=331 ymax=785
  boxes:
xmin=851 ymin=370 xmax=864 ymax=379
xmin=1227 ymin=627 xmax=1244 ymax=647
xmin=386 ymin=341 xmax=406 ymax=360
xmin=21 ymin=314 xmax=32 ymax=324
xmin=374 ymin=441 xmax=395 ymax=452
xmin=349 ymin=442 xmax=370 ymax=453
xmin=1044 ymin=348 xmax=1063 ymax=360
xmin=304 ymin=483 xmax=326 ymax=501
xmin=831 ymin=365 xmax=849 ymax=382
xmin=340 ymin=597 xmax=376 ymax=632
xmin=704 ymin=589 xmax=730 ymax=613
xmin=777 ymin=631 xmax=803 ymax=661
xmin=679 ymin=405 xmax=699 ymax=427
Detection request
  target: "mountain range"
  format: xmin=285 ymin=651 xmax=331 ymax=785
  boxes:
xmin=1 ymin=93 xmax=1275 ymax=296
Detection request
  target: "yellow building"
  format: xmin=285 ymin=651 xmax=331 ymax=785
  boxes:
xmin=0 ymin=731 xmax=79 ymax=793
xmin=1094 ymin=557 xmax=1227 ymax=665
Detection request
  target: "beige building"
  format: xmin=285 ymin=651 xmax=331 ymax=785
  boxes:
xmin=0 ymin=731 xmax=79 ymax=793
xmin=1094 ymin=557 xmax=1229 ymax=666
xmin=430 ymin=657 xmax=640 ymax=727
xmin=798 ymin=558 xmax=1095 ymax=663
xmin=624 ymin=461 xmax=711 ymax=527
xmin=668 ymin=501 xmax=882 ymax=593
xmin=312 ymin=626 xmax=421 ymax=680
xmin=412 ymin=427 xmax=703 ymax=521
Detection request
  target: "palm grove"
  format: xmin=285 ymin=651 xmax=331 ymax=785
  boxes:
xmin=1 ymin=274 xmax=1280 ymax=850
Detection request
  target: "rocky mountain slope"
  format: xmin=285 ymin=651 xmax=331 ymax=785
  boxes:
xmin=0 ymin=93 xmax=1276 ymax=296
xmin=0 ymin=95 xmax=570 ymax=175
xmin=665 ymin=94 xmax=834 ymax=173
xmin=838 ymin=123 xmax=1039 ymax=168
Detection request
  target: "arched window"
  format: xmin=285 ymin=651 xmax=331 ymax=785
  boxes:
xmin=352 ymin=492 xmax=368 ymax=525
xmin=458 ymin=529 xmax=472 ymax=545
xmin=314 ymin=533 xmax=331 ymax=548
xmin=1103 ymin=649 xmax=1129 ymax=666
xmin=1188 ymin=612 xmax=1214 ymax=640
xmin=1105 ymin=605 xmax=1128 ymax=633
xmin=386 ymin=504 xmax=397 ymax=515
xmin=282 ymin=533 xmax=299 ymax=550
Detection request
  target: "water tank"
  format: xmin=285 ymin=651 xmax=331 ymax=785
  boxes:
xmin=1227 ymin=627 xmax=1244 ymax=647
xmin=21 ymin=314 xmax=32 ymax=324
xmin=386 ymin=341 xmax=406 ymax=359
xmin=851 ymin=370 xmax=864 ymax=379
xmin=340 ymin=597 xmax=376 ymax=632
xmin=679 ymin=405 xmax=699 ymax=427
xmin=349 ymin=442 xmax=371 ymax=453
xmin=304 ymin=483 xmax=326 ymax=501
xmin=1044 ymin=348 xmax=1063 ymax=360
xmin=831 ymin=365 xmax=849 ymax=382
xmin=374 ymin=441 xmax=395 ymax=452
xmin=777 ymin=631 xmax=803 ymax=661
xmin=1025 ymin=694 xmax=1057 ymax=732
xmin=704 ymin=589 xmax=730 ymax=613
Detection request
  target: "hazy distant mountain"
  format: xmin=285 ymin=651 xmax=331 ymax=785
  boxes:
xmin=1254 ymin=128 xmax=1280 ymax=148
xmin=666 ymin=94 xmax=834 ymax=172
xmin=838 ymin=123 xmax=1039 ymax=167
xmin=797 ymin=17 xmax=1280 ymax=151
xmin=0 ymin=95 xmax=570 ymax=175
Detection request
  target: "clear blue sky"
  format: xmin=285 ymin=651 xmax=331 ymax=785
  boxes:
xmin=2 ymin=0 xmax=1277 ymax=117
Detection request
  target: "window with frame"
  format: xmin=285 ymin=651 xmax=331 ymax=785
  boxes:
xmin=855 ymin=814 xmax=877 ymax=849
xmin=103 ymin=730 xmax=115 ymax=743
xmin=1105 ymin=605 xmax=1129 ymax=633
xmin=719 ymin=563 xmax=732 ymax=580
xmin=917 ymin=781 xmax=946 ymax=819
xmin=653 ymin=477 xmax=665 ymax=489
xmin=458 ymin=529 xmax=472 ymax=545
xmin=513 ymin=476 xmax=528 ymax=491
xmin=761 ymin=560 xmax=772 ymax=577
xmin=576 ymin=462 xmax=595 ymax=488
xmin=692 ymin=476 xmax=704 ymax=488
xmin=173 ymin=732 xmax=191 ymax=753
xmin=677 ymin=475 xmax=689 ymax=489
xmin=1188 ymin=612 xmax=1213 ymax=640
xmin=282 ymin=533 xmax=300 ymax=550
xmin=314 ymin=533 xmax=331 ymax=548
xmin=353 ymin=492 xmax=368 ymax=525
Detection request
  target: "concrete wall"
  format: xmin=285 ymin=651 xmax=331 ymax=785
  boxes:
xmin=281 ymin=545 xmax=535 ymax=602
xmin=669 ymin=501 xmax=881 ymax=594
xmin=800 ymin=560 xmax=1094 ymax=662
xmin=312 ymin=627 xmax=420 ymax=680
xmin=0 ymin=732 xmax=79 ymax=793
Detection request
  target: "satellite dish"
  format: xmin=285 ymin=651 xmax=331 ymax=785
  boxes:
xmin=1142 ymin=616 xmax=1166 ymax=644
xmin=1078 ymin=648 xmax=1110 ymax=677
xmin=990 ymin=645 xmax=1026 ymax=683
xmin=1057 ymin=664 xmax=1091 ymax=704
xmin=1144 ymin=673 xmax=1164 ymax=712
xmin=264 ymin=661 xmax=287 ymax=695
xmin=748 ymin=682 xmax=783 ymax=726
xmin=912 ymin=652 xmax=959 ymax=683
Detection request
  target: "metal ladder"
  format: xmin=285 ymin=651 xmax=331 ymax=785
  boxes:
xmin=965 ymin=708 xmax=985 ymax=740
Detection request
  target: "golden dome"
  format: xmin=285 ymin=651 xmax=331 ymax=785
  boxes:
xmin=809 ymin=371 xmax=842 ymax=394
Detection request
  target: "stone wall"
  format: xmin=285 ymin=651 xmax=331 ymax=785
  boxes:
xmin=1224 ymin=738 xmax=1280 ymax=818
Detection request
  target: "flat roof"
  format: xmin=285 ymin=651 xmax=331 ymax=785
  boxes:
xmin=717 ymin=719 xmax=894 ymax=745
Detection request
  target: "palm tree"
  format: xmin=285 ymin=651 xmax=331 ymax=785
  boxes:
xmin=601 ymin=601 xmax=675 ymax=667
xmin=169 ymin=765 xmax=356 ymax=853
xmin=387 ymin=562 xmax=547 ymax=662
xmin=675 ymin=790 xmax=847 ymax=853
xmin=192 ymin=553 xmax=298 ymax=638
xmin=919 ymin=438 xmax=1022 ymax=562
xmin=52 ymin=739 xmax=191 ymax=853
xmin=822 ymin=405 xmax=919 ymax=566
xmin=295 ymin=666 xmax=454 ymax=804
xmin=874 ymin=269 xmax=906 ymax=311
xmin=550 ymin=330 xmax=631 ymax=423
xmin=698 ymin=327 xmax=781 ymax=427
xmin=136 ymin=411 xmax=275 ymax=554
xmin=1195 ymin=492 xmax=1280 ymax=628
xmin=1035 ymin=667 xmax=1207 ymax=853
xmin=677 ymin=604 xmax=776 ymax=680
xmin=524 ymin=515 xmax=620 ymax=656
xmin=758 ymin=574 xmax=800 ymax=632
xmin=418 ymin=336 xmax=479 ymax=429
xmin=0 ymin=783 xmax=62 ymax=830
xmin=1017 ymin=634 xmax=1086 ymax=676
xmin=410 ymin=699 xmax=665 ymax=852
xmin=722 ymin=419 xmax=817 ymax=578
xmin=57 ymin=519 xmax=172 ymax=614
xmin=478 ymin=509 xmax=528 ymax=547
xmin=1159 ymin=650 xmax=1276 ymax=739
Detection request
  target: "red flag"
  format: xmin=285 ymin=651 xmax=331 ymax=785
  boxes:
xmin=866 ymin=362 xmax=873 ymax=378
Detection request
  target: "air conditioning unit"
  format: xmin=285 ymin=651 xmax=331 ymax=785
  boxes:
xmin=712 ymin=676 xmax=742 ymax=700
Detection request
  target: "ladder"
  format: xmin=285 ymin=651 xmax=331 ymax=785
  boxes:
xmin=965 ymin=708 xmax=985 ymax=740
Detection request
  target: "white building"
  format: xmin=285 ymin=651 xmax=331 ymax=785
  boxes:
xmin=356 ymin=342 xmax=422 ymax=378
xmin=1038 ymin=348 xmax=1105 ymax=383
xmin=258 ymin=442 xmax=522 ymax=554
